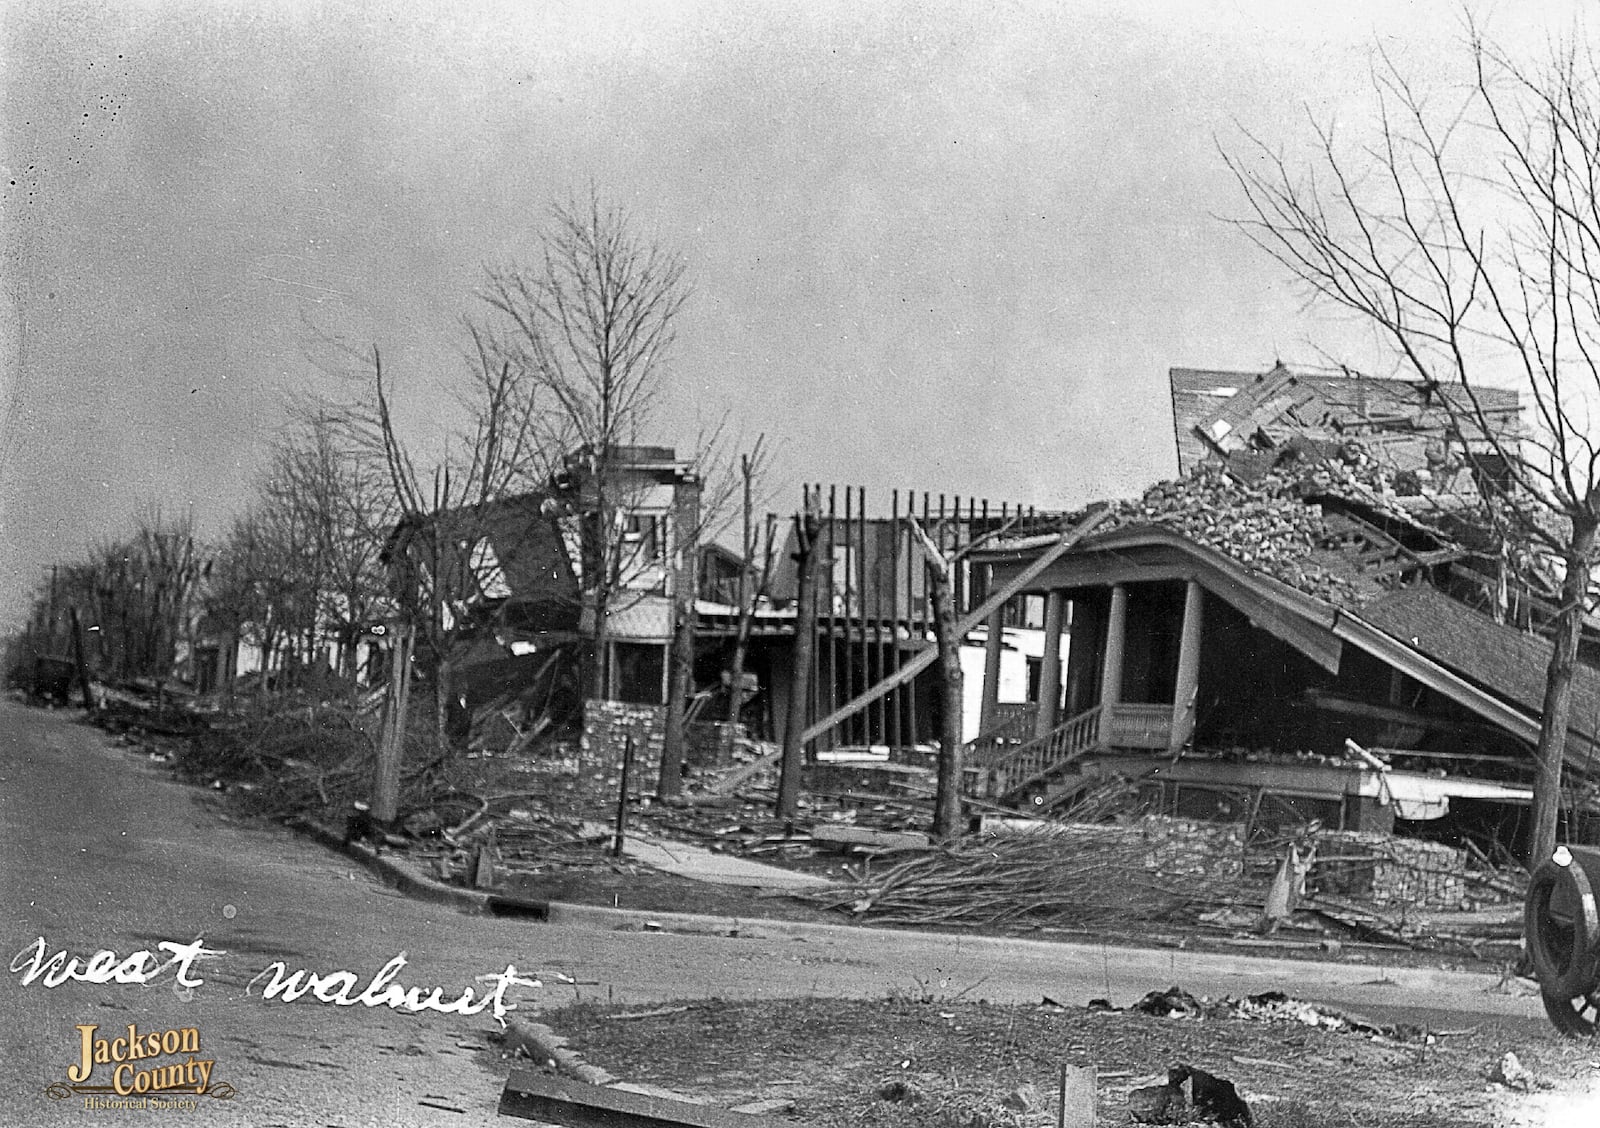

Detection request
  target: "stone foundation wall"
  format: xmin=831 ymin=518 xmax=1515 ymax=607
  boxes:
xmin=580 ymin=700 xmax=666 ymax=777
xmin=1311 ymin=831 xmax=1480 ymax=910
xmin=993 ymin=817 xmax=1497 ymax=911
xmin=580 ymin=699 xmax=746 ymax=775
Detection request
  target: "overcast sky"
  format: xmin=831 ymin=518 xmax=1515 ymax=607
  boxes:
xmin=0 ymin=0 xmax=1586 ymax=627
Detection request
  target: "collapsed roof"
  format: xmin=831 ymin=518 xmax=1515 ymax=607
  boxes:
xmin=1170 ymin=362 xmax=1523 ymax=495
xmin=979 ymin=362 xmax=1600 ymax=777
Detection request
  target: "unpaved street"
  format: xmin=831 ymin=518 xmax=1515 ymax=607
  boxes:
xmin=0 ymin=701 xmax=1554 ymax=1126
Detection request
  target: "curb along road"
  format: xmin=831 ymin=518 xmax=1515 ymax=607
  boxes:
xmin=263 ymin=815 xmax=1555 ymax=1094
xmin=298 ymin=819 xmax=1546 ymax=1019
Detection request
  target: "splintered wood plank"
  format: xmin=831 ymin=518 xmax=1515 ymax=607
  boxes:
xmin=499 ymin=1070 xmax=804 ymax=1127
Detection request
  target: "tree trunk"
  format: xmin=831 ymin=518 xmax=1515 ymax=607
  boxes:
xmin=589 ymin=588 xmax=611 ymax=701
xmin=726 ymin=491 xmax=755 ymax=731
xmin=1529 ymin=514 xmax=1598 ymax=867
xmin=778 ymin=501 xmax=824 ymax=820
xmin=726 ymin=607 xmax=754 ymax=730
xmin=658 ymin=591 xmax=696 ymax=799
xmin=434 ymin=653 xmax=452 ymax=757
xmin=927 ymin=557 xmax=965 ymax=841
xmin=374 ymin=625 xmax=414 ymax=825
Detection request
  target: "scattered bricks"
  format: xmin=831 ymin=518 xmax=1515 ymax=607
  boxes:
xmin=1104 ymin=460 xmax=1367 ymax=605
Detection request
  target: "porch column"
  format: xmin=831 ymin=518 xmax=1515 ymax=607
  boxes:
xmin=979 ymin=572 xmax=1003 ymax=739
xmin=1034 ymin=589 xmax=1066 ymax=739
xmin=1098 ymin=583 xmax=1127 ymax=743
xmin=1169 ymin=580 xmax=1204 ymax=754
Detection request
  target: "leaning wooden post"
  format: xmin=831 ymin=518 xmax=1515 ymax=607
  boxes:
xmin=777 ymin=492 xmax=825 ymax=820
xmin=613 ymin=734 xmax=635 ymax=857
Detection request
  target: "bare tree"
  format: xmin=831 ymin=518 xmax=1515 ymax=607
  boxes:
xmin=268 ymin=411 xmax=397 ymax=681
xmin=348 ymin=336 xmax=545 ymax=757
xmin=777 ymin=489 xmax=827 ymax=821
xmin=1223 ymin=22 xmax=1600 ymax=864
xmin=205 ymin=505 xmax=301 ymax=694
xmin=479 ymin=191 xmax=690 ymax=700
xmin=724 ymin=437 xmax=778 ymax=731
xmin=908 ymin=517 xmax=965 ymax=841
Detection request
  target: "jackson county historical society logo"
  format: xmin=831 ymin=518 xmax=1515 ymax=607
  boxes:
xmin=43 ymin=1023 xmax=238 ymax=1112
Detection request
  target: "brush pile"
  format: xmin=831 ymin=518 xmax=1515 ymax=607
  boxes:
xmin=173 ymin=696 xmax=452 ymax=825
xmin=796 ymin=827 xmax=1235 ymax=930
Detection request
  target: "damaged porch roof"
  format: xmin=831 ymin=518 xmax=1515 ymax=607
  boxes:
xmin=975 ymin=519 xmax=1600 ymax=777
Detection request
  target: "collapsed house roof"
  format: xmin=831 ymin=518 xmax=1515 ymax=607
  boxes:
xmin=1170 ymin=362 xmax=1523 ymax=494
xmin=976 ymin=362 xmax=1600 ymax=780
xmin=978 ymin=516 xmax=1600 ymax=777
xmin=385 ymin=492 xmax=581 ymax=634
xmin=1357 ymin=586 xmax=1600 ymax=754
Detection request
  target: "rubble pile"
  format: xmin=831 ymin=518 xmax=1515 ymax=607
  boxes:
xmin=1119 ymin=986 xmax=1434 ymax=1044
xmin=1104 ymin=461 xmax=1363 ymax=604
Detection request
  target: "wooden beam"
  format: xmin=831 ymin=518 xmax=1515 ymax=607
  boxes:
xmin=499 ymin=1071 xmax=802 ymax=1127
xmin=1300 ymin=688 xmax=1514 ymax=738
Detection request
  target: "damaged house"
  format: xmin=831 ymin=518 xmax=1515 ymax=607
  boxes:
xmin=382 ymin=445 xmax=702 ymax=743
xmin=963 ymin=363 xmax=1600 ymax=857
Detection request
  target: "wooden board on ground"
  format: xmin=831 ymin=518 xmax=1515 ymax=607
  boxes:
xmin=810 ymin=824 xmax=932 ymax=852
xmin=499 ymin=1070 xmax=806 ymax=1127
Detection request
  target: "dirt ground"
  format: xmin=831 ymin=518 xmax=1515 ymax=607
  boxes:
xmin=537 ymin=994 xmax=1600 ymax=1127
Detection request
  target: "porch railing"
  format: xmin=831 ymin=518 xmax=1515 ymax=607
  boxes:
xmin=1104 ymin=703 xmax=1173 ymax=749
xmin=964 ymin=703 xmax=1039 ymax=762
xmin=982 ymin=704 xmax=1106 ymax=799
xmin=974 ymin=702 xmax=1179 ymax=802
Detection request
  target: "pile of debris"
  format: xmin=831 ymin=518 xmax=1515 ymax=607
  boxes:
xmin=795 ymin=826 xmax=1214 ymax=930
xmin=784 ymin=812 xmax=1527 ymax=958
xmin=1113 ymin=985 xmax=1435 ymax=1045
xmin=1104 ymin=461 xmax=1366 ymax=604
